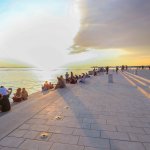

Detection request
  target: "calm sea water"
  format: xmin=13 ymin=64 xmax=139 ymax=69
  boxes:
xmin=0 ymin=67 xmax=91 ymax=99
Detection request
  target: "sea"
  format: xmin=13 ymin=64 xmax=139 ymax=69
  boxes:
xmin=0 ymin=67 xmax=91 ymax=100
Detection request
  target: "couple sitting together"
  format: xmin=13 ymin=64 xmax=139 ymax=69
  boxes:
xmin=13 ymin=88 xmax=28 ymax=102
xmin=42 ymin=75 xmax=66 ymax=92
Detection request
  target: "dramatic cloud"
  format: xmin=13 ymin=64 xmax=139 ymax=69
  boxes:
xmin=72 ymin=0 xmax=150 ymax=53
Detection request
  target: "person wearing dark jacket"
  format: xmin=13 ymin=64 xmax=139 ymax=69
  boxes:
xmin=0 ymin=92 xmax=11 ymax=112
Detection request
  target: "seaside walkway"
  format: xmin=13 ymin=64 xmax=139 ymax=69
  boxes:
xmin=0 ymin=71 xmax=150 ymax=150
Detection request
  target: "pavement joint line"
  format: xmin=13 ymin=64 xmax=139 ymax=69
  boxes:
xmin=77 ymin=135 xmax=81 ymax=145
xmin=16 ymin=138 xmax=26 ymax=149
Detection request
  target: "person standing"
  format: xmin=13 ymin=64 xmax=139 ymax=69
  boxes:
xmin=116 ymin=66 xmax=119 ymax=74
xmin=106 ymin=66 xmax=109 ymax=74
xmin=121 ymin=65 xmax=125 ymax=72
xmin=65 ymin=72 xmax=69 ymax=83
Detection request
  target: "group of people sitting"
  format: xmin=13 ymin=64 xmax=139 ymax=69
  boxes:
xmin=42 ymin=75 xmax=66 ymax=91
xmin=1 ymin=71 xmax=91 ymax=112
xmin=42 ymin=81 xmax=54 ymax=91
xmin=65 ymin=72 xmax=90 ymax=84
xmin=42 ymin=71 xmax=91 ymax=92
xmin=12 ymin=88 xmax=28 ymax=102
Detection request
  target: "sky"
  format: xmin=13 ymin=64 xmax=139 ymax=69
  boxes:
xmin=0 ymin=0 xmax=150 ymax=68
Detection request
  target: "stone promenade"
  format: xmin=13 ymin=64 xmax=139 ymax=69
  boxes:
xmin=0 ymin=72 xmax=150 ymax=150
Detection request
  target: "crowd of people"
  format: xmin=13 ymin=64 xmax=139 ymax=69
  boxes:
xmin=49 ymin=65 xmax=131 ymax=90
xmin=41 ymin=71 xmax=92 ymax=92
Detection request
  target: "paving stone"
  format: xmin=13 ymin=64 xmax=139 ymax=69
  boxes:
xmin=23 ymin=130 xmax=40 ymax=139
xmin=0 ymin=148 xmax=22 ymax=150
xmin=55 ymin=122 xmax=80 ymax=128
xmin=107 ymin=120 xmax=130 ymax=126
xmin=83 ymin=118 xmax=94 ymax=123
xmin=130 ymin=121 xmax=150 ymax=128
xmin=50 ymin=143 xmax=84 ymax=150
xmin=138 ymin=117 xmax=150 ymax=123
xmin=78 ymin=137 xmax=110 ymax=149
xmin=81 ymin=123 xmax=91 ymax=129
xmin=48 ymin=126 xmax=56 ymax=133
xmin=62 ymin=117 xmax=83 ymax=123
xmin=116 ymin=126 xmax=145 ymax=134
xmin=46 ymin=120 xmax=57 ymax=126
xmin=143 ymin=143 xmax=150 ymax=150
xmin=8 ymin=130 xmax=28 ymax=138
xmin=91 ymin=124 xmax=117 ymax=131
xmin=128 ymin=133 xmax=139 ymax=142
xmin=18 ymin=124 xmax=31 ymax=130
xmin=93 ymin=119 xmax=107 ymax=124
xmin=144 ymin=128 xmax=150 ymax=134
xmin=101 ymin=131 xmax=130 ymax=140
xmin=110 ymin=140 xmax=145 ymax=150
xmin=84 ymin=147 xmax=110 ymax=150
xmin=0 ymin=137 xmax=24 ymax=147
xmin=137 ymin=134 xmax=150 ymax=142
xmin=79 ymin=114 xmax=99 ymax=118
xmin=19 ymin=139 xmax=52 ymax=150
xmin=26 ymin=118 xmax=46 ymax=124
xmin=73 ymin=129 xmax=100 ymax=138
xmin=117 ymin=116 xmax=139 ymax=122
xmin=49 ymin=134 xmax=79 ymax=144
xmin=54 ymin=126 xmax=74 ymax=134
xmin=30 ymin=124 xmax=50 ymax=131
xmin=83 ymin=118 xmax=107 ymax=124
xmin=33 ymin=114 xmax=49 ymax=119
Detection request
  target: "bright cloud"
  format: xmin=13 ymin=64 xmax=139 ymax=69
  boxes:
xmin=73 ymin=0 xmax=150 ymax=55
xmin=0 ymin=0 xmax=83 ymax=67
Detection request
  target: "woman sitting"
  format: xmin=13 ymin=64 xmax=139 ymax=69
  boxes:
xmin=21 ymin=88 xmax=28 ymax=100
xmin=49 ymin=82 xmax=54 ymax=89
xmin=69 ymin=74 xmax=77 ymax=84
xmin=55 ymin=76 xmax=66 ymax=89
xmin=0 ymin=93 xmax=11 ymax=112
xmin=13 ymin=88 xmax=22 ymax=102
xmin=79 ymin=74 xmax=86 ymax=83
